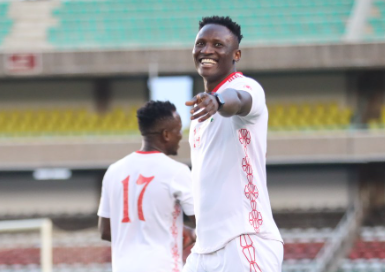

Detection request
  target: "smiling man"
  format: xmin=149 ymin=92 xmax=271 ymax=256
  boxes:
xmin=184 ymin=16 xmax=283 ymax=272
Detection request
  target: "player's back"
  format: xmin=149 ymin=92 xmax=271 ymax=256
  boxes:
xmin=98 ymin=151 xmax=193 ymax=272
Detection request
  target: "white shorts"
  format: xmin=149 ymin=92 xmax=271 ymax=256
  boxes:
xmin=183 ymin=234 xmax=283 ymax=272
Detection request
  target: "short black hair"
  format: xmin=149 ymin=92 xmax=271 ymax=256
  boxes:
xmin=137 ymin=100 xmax=176 ymax=135
xmin=199 ymin=16 xmax=243 ymax=44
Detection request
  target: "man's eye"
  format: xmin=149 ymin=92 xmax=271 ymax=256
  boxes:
xmin=215 ymin=43 xmax=222 ymax=47
xmin=196 ymin=42 xmax=204 ymax=46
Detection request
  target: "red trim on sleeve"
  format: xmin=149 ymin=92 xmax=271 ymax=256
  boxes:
xmin=136 ymin=150 xmax=161 ymax=154
xmin=211 ymin=72 xmax=243 ymax=93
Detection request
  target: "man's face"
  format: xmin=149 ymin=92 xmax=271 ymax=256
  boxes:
xmin=164 ymin=112 xmax=183 ymax=156
xmin=193 ymin=24 xmax=240 ymax=83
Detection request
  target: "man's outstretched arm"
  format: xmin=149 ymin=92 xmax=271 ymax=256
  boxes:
xmin=186 ymin=89 xmax=252 ymax=123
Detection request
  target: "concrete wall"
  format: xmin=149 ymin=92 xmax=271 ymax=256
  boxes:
xmin=0 ymin=79 xmax=94 ymax=109
xmin=0 ymin=166 xmax=354 ymax=214
xmin=0 ymin=171 xmax=102 ymax=214
xmin=1 ymin=42 xmax=385 ymax=78
xmin=2 ymin=131 xmax=385 ymax=170
xmin=0 ymin=72 xmax=348 ymax=109
xmin=268 ymin=166 xmax=351 ymax=209
xmin=256 ymin=72 xmax=348 ymax=106
xmin=110 ymin=78 xmax=148 ymax=108
xmin=0 ymin=78 xmax=148 ymax=110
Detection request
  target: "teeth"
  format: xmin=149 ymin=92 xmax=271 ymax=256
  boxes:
xmin=201 ymin=59 xmax=216 ymax=64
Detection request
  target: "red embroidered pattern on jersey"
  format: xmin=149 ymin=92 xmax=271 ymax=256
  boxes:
xmin=239 ymin=129 xmax=263 ymax=232
xmin=193 ymin=127 xmax=201 ymax=149
xmin=240 ymin=234 xmax=262 ymax=272
xmin=170 ymin=204 xmax=181 ymax=272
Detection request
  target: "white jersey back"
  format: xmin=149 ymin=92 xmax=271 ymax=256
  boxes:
xmin=189 ymin=72 xmax=282 ymax=254
xmin=98 ymin=151 xmax=194 ymax=272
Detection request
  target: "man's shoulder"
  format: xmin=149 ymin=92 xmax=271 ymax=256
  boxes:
xmin=228 ymin=74 xmax=263 ymax=93
xmin=108 ymin=152 xmax=139 ymax=170
xmin=107 ymin=152 xmax=189 ymax=175
xmin=162 ymin=156 xmax=190 ymax=173
xmin=236 ymin=75 xmax=262 ymax=87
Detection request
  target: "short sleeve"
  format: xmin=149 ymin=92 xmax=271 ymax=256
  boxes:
xmin=169 ymin=164 xmax=195 ymax=216
xmin=235 ymin=79 xmax=266 ymax=118
xmin=97 ymin=167 xmax=112 ymax=218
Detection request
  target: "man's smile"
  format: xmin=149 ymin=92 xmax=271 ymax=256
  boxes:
xmin=200 ymin=58 xmax=218 ymax=67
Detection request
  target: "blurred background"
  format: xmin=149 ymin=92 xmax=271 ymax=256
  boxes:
xmin=0 ymin=0 xmax=385 ymax=271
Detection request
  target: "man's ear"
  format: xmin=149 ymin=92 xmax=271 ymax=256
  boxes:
xmin=162 ymin=129 xmax=170 ymax=142
xmin=234 ymin=49 xmax=241 ymax=62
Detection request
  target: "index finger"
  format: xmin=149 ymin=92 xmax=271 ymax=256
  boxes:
xmin=185 ymin=96 xmax=198 ymax=106
xmin=186 ymin=92 xmax=209 ymax=106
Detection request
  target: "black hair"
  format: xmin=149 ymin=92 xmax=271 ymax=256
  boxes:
xmin=137 ymin=100 xmax=176 ymax=135
xmin=199 ymin=16 xmax=243 ymax=44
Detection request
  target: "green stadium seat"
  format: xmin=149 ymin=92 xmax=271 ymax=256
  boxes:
xmin=0 ymin=3 xmax=13 ymax=45
xmin=48 ymin=0 xmax=355 ymax=49
xmin=365 ymin=0 xmax=385 ymax=40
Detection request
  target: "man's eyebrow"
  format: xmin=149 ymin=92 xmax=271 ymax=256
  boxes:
xmin=212 ymin=38 xmax=226 ymax=42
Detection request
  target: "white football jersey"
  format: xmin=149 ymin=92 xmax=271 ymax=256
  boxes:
xmin=98 ymin=151 xmax=194 ymax=272
xmin=189 ymin=72 xmax=282 ymax=254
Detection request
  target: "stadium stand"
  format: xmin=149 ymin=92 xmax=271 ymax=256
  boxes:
xmin=338 ymin=227 xmax=385 ymax=271
xmin=282 ymin=229 xmax=329 ymax=272
xmin=0 ymin=208 xmax=347 ymax=272
xmin=0 ymin=213 xmax=98 ymax=231
xmin=276 ymin=204 xmax=362 ymax=272
xmin=274 ymin=209 xmax=345 ymax=229
xmin=0 ymin=102 xmax=354 ymax=137
xmin=268 ymin=102 xmax=353 ymax=131
xmin=48 ymin=0 xmax=355 ymax=49
xmin=274 ymin=209 xmax=344 ymax=272
xmin=0 ymin=228 xmax=111 ymax=272
xmin=0 ymin=0 xmax=384 ymax=271
xmin=0 ymin=2 xmax=12 ymax=45
xmin=365 ymin=0 xmax=385 ymax=40
xmin=0 ymin=106 xmax=139 ymax=137
xmin=337 ymin=205 xmax=385 ymax=271
xmin=368 ymin=105 xmax=385 ymax=129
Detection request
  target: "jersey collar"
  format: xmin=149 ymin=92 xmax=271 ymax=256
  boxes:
xmin=211 ymin=72 xmax=243 ymax=93
xmin=136 ymin=150 xmax=161 ymax=154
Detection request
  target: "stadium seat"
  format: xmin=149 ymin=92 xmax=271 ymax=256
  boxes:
xmin=0 ymin=220 xmax=111 ymax=272
xmin=268 ymin=101 xmax=353 ymax=131
xmin=338 ymin=222 xmax=385 ymax=271
xmin=365 ymin=0 xmax=385 ymax=40
xmin=0 ymin=106 xmax=140 ymax=137
xmin=47 ymin=0 xmax=355 ymax=49
xmin=368 ymin=106 xmax=385 ymax=130
xmin=0 ymin=2 xmax=12 ymax=46
xmin=275 ymin=208 xmax=345 ymax=271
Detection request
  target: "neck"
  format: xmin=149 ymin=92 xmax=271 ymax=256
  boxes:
xmin=203 ymin=79 xmax=218 ymax=93
xmin=140 ymin=139 xmax=165 ymax=154
xmin=203 ymin=68 xmax=238 ymax=93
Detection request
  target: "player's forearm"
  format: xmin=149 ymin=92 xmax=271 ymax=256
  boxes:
xmin=101 ymin=233 xmax=111 ymax=242
xmin=183 ymin=225 xmax=196 ymax=249
xmin=187 ymin=215 xmax=196 ymax=228
xmin=98 ymin=217 xmax=112 ymax=242
xmin=217 ymin=88 xmax=252 ymax=117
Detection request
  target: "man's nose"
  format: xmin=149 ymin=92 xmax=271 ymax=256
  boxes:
xmin=201 ymin=44 xmax=214 ymax=54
